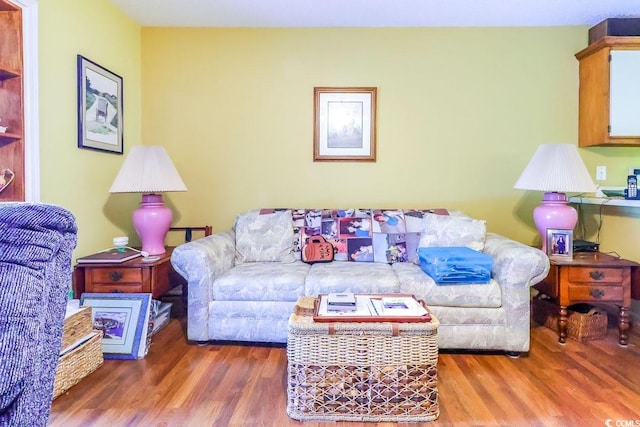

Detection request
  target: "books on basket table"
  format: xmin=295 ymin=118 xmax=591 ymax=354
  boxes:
xmin=370 ymin=296 xmax=429 ymax=317
xmin=315 ymin=294 xmax=431 ymax=322
xmin=326 ymin=293 xmax=357 ymax=312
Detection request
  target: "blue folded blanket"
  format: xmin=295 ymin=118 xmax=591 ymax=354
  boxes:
xmin=418 ymin=246 xmax=493 ymax=284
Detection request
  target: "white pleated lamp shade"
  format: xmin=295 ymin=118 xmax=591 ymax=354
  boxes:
xmin=109 ymin=145 xmax=187 ymax=193
xmin=514 ymin=143 xmax=597 ymax=193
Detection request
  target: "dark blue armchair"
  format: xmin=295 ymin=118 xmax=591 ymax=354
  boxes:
xmin=0 ymin=203 xmax=78 ymax=426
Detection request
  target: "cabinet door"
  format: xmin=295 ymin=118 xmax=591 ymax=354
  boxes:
xmin=609 ymin=50 xmax=640 ymax=137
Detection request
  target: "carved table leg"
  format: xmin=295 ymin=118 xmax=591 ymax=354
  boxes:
xmin=619 ymin=306 xmax=629 ymax=346
xmin=558 ymin=305 xmax=568 ymax=344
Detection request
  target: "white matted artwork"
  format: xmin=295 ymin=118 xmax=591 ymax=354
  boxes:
xmin=80 ymin=293 xmax=153 ymax=359
xmin=313 ymin=87 xmax=377 ymax=162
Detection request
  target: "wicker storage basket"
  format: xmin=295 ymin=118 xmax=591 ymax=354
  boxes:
xmin=61 ymin=305 xmax=93 ymax=350
xmin=532 ymin=296 xmax=608 ymax=342
xmin=53 ymin=332 xmax=104 ymax=399
xmin=287 ymin=297 xmax=440 ymax=422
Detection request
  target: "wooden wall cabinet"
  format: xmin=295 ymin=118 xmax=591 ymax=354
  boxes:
xmin=576 ymin=37 xmax=640 ymax=147
xmin=0 ymin=0 xmax=24 ymax=201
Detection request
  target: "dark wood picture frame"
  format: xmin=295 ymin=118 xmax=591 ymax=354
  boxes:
xmin=77 ymin=55 xmax=123 ymax=154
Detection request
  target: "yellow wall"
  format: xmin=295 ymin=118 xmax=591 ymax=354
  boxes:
xmin=142 ymin=26 xmax=627 ymax=246
xmin=38 ymin=0 xmax=141 ymax=257
xmin=34 ymin=6 xmax=640 ymax=270
xmin=578 ymin=148 xmax=640 ymax=261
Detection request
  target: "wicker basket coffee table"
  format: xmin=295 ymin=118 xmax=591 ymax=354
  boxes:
xmin=286 ymin=296 xmax=440 ymax=422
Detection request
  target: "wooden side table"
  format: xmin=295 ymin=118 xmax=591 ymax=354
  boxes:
xmin=535 ymin=252 xmax=638 ymax=346
xmin=73 ymin=247 xmax=176 ymax=299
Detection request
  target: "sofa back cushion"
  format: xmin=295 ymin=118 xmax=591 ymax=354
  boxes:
xmin=418 ymin=213 xmax=487 ymax=252
xmin=234 ymin=210 xmax=295 ymax=263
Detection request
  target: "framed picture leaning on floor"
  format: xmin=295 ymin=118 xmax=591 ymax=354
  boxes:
xmin=80 ymin=293 xmax=153 ymax=359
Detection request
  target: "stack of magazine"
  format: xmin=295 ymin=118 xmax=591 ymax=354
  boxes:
xmin=151 ymin=300 xmax=172 ymax=335
xmin=326 ymin=293 xmax=357 ymax=312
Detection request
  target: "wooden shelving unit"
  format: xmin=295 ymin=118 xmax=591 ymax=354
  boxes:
xmin=569 ymin=196 xmax=640 ymax=207
xmin=0 ymin=0 xmax=24 ymax=201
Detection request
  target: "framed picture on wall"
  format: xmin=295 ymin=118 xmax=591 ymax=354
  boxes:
xmin=313 ymin=87 xmax=377 ymax=162
xmin=546 ymin=229 xmax=573 ymax=260
xmin=77 ymin=55 xmax=124 ymax=154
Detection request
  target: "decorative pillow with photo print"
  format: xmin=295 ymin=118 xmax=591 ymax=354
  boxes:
xmin=347 ymin=238 xmax=374 ymax=262
xmin=259 ymin=208 xmax=451 ymax=264
xmin=338 ymin=217 xmax=372 ymax=238
xmin=373 ymin=233 xmax=409 ymax=263
xmin=372 ymin=209 xmax=406 ymax=234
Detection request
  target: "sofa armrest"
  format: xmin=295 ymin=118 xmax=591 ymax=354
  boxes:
xmin=483 ymin=232 xmax=550 ymax=289
xmin=171 ymin=230 xmax=236 ymax=341
xmin=482 ymin=233 xmax=550 ymax=352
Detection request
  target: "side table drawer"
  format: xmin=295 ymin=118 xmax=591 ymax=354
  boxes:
xmin=568 ymin=267 xmax=622 ymax=284
xmin=88 ymin=268 xmax=143 ymax=284
xmin=87 ymin=283 xmax=144 ymax=293
xmin=568 ymin=284 xmax=624 ymax=302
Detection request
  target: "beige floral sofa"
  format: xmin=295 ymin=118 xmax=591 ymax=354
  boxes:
xmin=171 ymin=208 xmax=550 ymax=355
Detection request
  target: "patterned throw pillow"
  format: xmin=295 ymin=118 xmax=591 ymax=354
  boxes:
xmin=418 ymin=213 xmax=487 ymax=252
xmin=234 ymin=210 xmax=296 ymax=263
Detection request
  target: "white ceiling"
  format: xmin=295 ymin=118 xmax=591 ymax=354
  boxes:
xmin=108 ymin=0 xmax=640 ymax=28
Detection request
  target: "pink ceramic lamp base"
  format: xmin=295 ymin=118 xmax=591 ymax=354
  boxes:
xmin=533 ymin=192 xmax=577 ymax=253
xmin=132 ymin=193 xmax=172 ymax=256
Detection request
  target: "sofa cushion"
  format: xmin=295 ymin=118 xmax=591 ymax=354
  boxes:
xmin=428 ymin=306 xmax=506 ymax=326
xmin=393 ymin=263 xmax=501 ymax=308
xmin=213 ymin=261 xmax=309 ymax=301
xmin=210 ymin=300 xmax=295 ymax=320
xmin=234 ymin=210 xmax=295 ymax=263
xmin=305 ymin=262 xmax=400 ymax=295
xmin=418 ymin=213 xmax=486 ymax=252
xmin=209 ymin=300 xmax=294 ymax=343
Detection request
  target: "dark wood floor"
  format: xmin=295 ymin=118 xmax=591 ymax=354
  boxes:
xmin=49 ymin=299 xmax=640 ymax=427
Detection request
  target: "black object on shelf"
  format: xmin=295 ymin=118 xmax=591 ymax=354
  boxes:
xmin=589 ymin=18 xmax=640 ymax=44
xmin=573 ymin=240 xmax=600 ymax=253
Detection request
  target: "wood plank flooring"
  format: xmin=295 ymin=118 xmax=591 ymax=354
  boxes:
xmin=49 ymin=301 xmax=640 ymax=426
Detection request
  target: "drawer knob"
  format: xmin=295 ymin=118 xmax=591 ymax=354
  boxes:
xmin=589 ymin=271 xmax=604 ymax=280
xmin=589 ymin=288 xmax=605 ymax=298
xmin=109 ymin=271 xmax=123 ymax=281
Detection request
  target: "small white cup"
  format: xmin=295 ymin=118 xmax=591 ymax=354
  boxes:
xmin=113 ymin=236 xmax=129 ymax=249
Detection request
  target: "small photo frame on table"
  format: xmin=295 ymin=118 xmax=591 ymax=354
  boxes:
xmin=80 ymin=293 xmax=153 ymax=359
xmin=313 ymin=87 xmax=377 ymax=162
xmin=77 ymin=55 xmax=124 ymax=154
xmin=546 ymin=229 xmax=573 ymax=260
